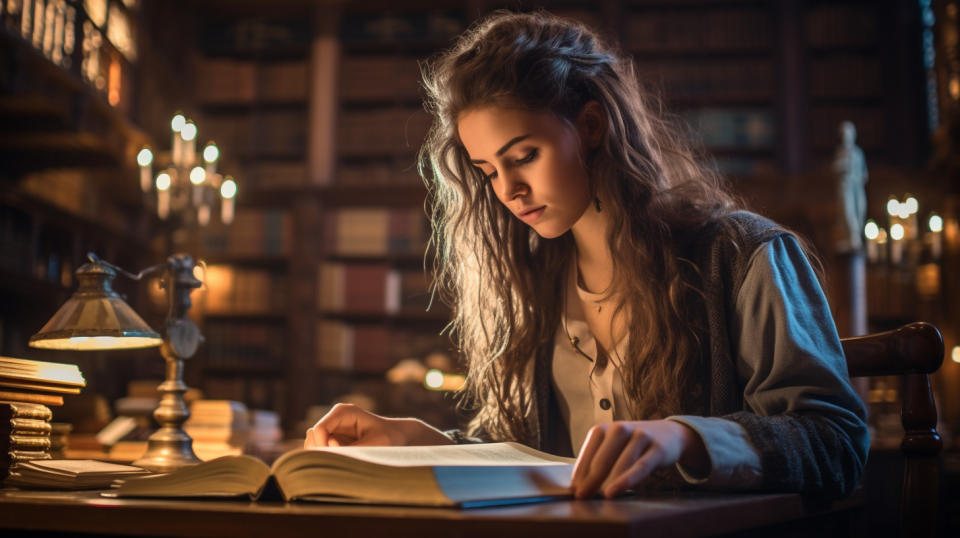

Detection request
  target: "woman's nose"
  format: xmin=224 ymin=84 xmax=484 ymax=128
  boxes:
xmin=497 ymin=171 xmax=527 ymax=201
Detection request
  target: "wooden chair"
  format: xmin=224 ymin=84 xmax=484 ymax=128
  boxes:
xmin=841 ymin=321 xmax=944 ymax=538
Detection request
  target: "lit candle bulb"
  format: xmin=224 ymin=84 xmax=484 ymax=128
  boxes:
xmin=181 ymin=120 xmax=197 ymax=166
xmin=189 ymin=166 xmax=206 ymax=206
xmin=928 ymin=213 xmax=943 ymax=260
xmin=203 ymin=142 xmax=219 ymax=177
xmin=904 ymin=195 xmax=919 ymax=240
xmin=136 ymin=147 xmax=153 ymax=192
xmin=156 ymin=173 xmax=171 ymax=219
xmin=221 ymin=176 xmax=237 ymax=225
xmin=864 ymin=220 xmax=879 ymax=263
xmin=890 ymin=223 xmax=905 ymax=264
xmin=171 ymin=113 xmax=185 ymax=167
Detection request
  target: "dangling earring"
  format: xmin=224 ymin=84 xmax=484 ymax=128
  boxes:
xmin=594 ymin=197 xmax=602 ymax=212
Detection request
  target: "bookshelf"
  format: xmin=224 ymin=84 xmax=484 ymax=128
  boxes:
xmin=186 ymin=14 xmax=311 ymax=423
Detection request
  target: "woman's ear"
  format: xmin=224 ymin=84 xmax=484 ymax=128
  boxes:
xmin=576 ymin=101 xmax=605 ymax=150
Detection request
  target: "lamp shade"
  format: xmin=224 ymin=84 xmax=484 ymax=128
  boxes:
xmin=29 ymin=260 xmax=162 ymax=350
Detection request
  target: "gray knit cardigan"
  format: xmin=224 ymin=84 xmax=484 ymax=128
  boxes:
xmin=453 ymin=211 xmax=867 ymax=500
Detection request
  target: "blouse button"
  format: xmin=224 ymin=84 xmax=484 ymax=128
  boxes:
xmin=599 ymin=398 xmax=611 ymax=410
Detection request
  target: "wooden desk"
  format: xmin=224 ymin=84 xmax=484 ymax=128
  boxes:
xmin=0 ymin=488 xmax=862 ymax=537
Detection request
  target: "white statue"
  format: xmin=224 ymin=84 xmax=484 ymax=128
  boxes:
xmin=834 ymin=121 xmax=868 ymax=251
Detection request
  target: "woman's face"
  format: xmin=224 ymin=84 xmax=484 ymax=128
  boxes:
xmin=457 ymin=105 xmax=594 ymax=239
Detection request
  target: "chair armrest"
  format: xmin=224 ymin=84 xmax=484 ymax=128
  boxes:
xmin=842 ymin=322 xmax=943 ymax=378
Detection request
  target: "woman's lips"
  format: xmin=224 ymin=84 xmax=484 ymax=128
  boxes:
xmin=518 ymin=206 xmax=546 ymax=223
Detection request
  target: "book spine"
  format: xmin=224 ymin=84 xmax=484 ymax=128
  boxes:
xmin=5 ymin=449 xmax=51 ymax=462
xmin=7 ymin=418 xmax=53 ymax=435
xmin=8 ymin=434 xmax=52 ymax=451
xmin=0 ymin=402 xmax=53 ymax=421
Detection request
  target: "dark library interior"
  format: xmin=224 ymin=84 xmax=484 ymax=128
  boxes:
xmin=0 ymin=1 xmax=959 ymax=536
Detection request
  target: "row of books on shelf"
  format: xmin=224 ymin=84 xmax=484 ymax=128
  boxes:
xmin=324 ymin=207 xmax=427 ymax=257
xmin=202 ymin=322 xmax=286 ymax=373
xmin=623 ymin=9 xmax=771 ymax=52
xmin=679 ymin=107 xmax=775 ymax=149
xmin=340 ymin=56 xmax=422 ymax=103
xmin=202 ymin=111 xmax=306 ymax=160
xmin=808 ymin=56 xmax=882 ymax=99
xmin=200 ymin=265 xmax=288 ymax=314
xmin=201 ymin=378 xmax=286 ymax=416
xmin=196 ymin=209 xmax=293 ymax=258
xmin=340 ymin=11 xmax=466 ymax=47
xmin=316 ymin=321 xmax=448 ymax=373
xmin=196 ymin=58 xmax=308 ymax=104
xmin=338 ymin=161 xmax=423 ymax=187
xmin=805 ymin=4 xmax=877 ymax=49
xmin=808 ymin=105 xmax=884 ymax=151
xmin=637 ymin=59 xmax=774 ymax=102
xmin=318 ymin=263 xmax=431 ymax=314
xmin=338 ymin=107 xmax=432 ymax=158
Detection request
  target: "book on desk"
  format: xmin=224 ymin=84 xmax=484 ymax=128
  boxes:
xmin=108 ymin=441 xmax=575 ymax=508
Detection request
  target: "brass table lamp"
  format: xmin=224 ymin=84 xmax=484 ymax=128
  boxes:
xmin=30 ymin=253 xmax=205 ymax=472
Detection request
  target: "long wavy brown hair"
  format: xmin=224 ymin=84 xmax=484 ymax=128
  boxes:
xmin=419 ymin=11 xmax=743 ymax=444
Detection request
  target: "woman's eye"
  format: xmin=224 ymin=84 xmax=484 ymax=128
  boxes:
xmin=515 ymin=148 xmax=538 ymax=165
xmin=483 ymin=169 xmax=498 ymax=181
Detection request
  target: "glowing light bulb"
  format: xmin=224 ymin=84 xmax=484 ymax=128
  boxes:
xmin=904 ymin=196 xmax=919 ymax=214
xmin=171 ymin=114 xmax=186 ymax=132
xmin=890 ymin=223 xmax=905 ymax=241
xmin=424 ymin=369 xmax=444 ymax=389
xmin=156 ymin=173 xmax=171 ymax=191
xmin=203 ymin=143 xmax=219 ymax=163
xmin=886 ymin=198 xmax=900 ymax=216
xmin=929 ymin=214 xmax=943 ymax=233
xmin=952 ymin=346 xmax=960 ymax=364
xmin=864 ymin=220 xmax=879 ymax=240
xmin=136 ymin=147 xmax=153 ymax=167
xmin=181 ymin=121 xmax=197 ymax=141
xmin=221 ymin=177 xmax=237 ymax=198
xmin=189 ymin=167 xmax=206 ymax=185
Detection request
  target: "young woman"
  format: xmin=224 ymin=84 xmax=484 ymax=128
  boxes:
xmin=305 ymin=11 xmax=869 ymax=501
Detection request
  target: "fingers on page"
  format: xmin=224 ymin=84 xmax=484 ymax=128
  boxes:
xmin=578 ymin=424 xmax=635 ymax=498
xmin=603 ymin=444 xmax=664 ymax=499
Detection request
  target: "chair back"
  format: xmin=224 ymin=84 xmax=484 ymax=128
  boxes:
xmin=841 ymin=321 xmax=944 ymax=538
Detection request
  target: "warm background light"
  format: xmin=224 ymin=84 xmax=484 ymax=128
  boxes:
xmin=181 ymin=121 xmax=197 ymax=141
xmin=890 ymin=223 xmax=905 ymax=241
xmin=929 ymin=214 xmax=943 ymax=233
xmin=171 ymin=113 xmax=186 ymax=132
xmin=203 ymin=143 xmax=219 ymax=163
xmin=864 ymin=220 xmax=879 ymax=240
xmin=156 ymin=173 xmax=171 ymax=191
xmin=189 ymin=167 xmax=206 ymax=185
xmin=886 ymin=198 xmax=900 ymax=216
xmin=220 ymin=178 xmax=237 ymax=198
xmin=137 ymin=148 xmax=153 ymax=166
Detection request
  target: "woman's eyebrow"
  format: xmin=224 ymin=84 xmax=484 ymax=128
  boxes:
xmin=469 ymin=134 xmax=532 ymax=164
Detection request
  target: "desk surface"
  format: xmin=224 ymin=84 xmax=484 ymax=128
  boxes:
xmin=0 ymin=488 xmax=861 ymax=538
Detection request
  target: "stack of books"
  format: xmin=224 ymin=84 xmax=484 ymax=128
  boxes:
xmin=0 ymin=356 xmax=85 ymax=481
xmin=184 ymin=400 xmax=250 ymax=461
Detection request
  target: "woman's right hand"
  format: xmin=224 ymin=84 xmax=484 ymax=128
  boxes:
xmin=303 ymin=403 xmax=453 ymax=448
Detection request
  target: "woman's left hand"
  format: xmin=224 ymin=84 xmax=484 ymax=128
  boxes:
xmin=570 ymin=420 xmax=708 ymax=499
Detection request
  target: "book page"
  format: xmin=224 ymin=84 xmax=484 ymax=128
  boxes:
xmin=19 ymin=459 xmax=149 ymax=477
xmin=279 ymin=442 xmax=574 ymax=470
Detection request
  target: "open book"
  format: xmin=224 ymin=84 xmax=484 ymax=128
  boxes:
xmin=110 ymin=442 xmax=575 ymax=508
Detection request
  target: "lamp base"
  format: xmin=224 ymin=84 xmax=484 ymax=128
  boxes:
xmin=133 ymin=426 xmax=202 ymax=473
